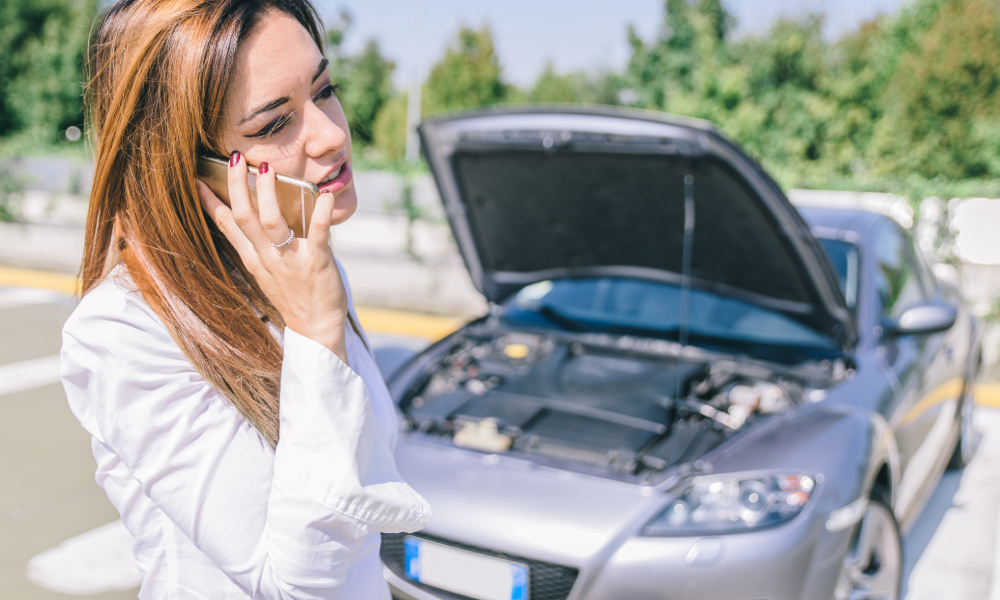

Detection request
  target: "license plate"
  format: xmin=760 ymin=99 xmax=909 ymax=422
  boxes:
xmin=404 ymin=536 xmax=529 ymax=600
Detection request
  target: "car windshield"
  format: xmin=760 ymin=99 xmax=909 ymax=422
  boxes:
xmin=501 ymin=277 xmax=839 ymax=358
xmin=816 ymin=238 xmax=860 ymax=313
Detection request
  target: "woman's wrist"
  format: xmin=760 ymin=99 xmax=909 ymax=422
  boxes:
xmin=287 ymin=322 xmax=348 ymax=363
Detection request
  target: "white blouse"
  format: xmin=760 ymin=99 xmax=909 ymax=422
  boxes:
xmin=60 ymin=262 xmax=431 ymax=599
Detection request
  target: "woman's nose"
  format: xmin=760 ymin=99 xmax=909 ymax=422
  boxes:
xmin=302 ymin=101 xmax=348 ymax=158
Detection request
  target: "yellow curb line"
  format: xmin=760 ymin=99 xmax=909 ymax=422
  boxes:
xmin=354 ymin=306 xmax=466 ymax=341
xmin=0 ymin=265 xmax=78 ymax=295
xmin=976 ymin=383 xmax=1000 ymax=409
xmin=0 ymin=265 xmax=467 ymax=340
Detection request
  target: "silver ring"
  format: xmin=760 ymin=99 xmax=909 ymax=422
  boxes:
xmin=271 ymin=228 xmax=294 ymax=248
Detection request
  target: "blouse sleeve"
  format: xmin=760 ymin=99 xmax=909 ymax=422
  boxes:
xmin=60 ymin=283 xmax=431 ymax=599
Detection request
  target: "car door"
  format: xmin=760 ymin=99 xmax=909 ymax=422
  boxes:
xmin=874 ymin=221 xmax=957 ymax=518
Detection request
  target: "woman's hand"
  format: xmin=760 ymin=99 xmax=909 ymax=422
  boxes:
xmin=198 ymin=151 xmax=349 ymax=363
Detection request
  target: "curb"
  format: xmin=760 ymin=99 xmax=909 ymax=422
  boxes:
xmin=977 ymin=383 xmax=1000 ymax=409
xmin=0 ymin=265 xmax=463 ymax=341
xmin=0 ymin=265 xmax=78 ymax=294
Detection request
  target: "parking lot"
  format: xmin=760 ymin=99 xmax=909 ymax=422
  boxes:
xmin=3 ymin=278 xmax=1000 ymax=599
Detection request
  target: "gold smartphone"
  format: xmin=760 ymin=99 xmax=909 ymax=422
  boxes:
xmin=197 ymin=155 xmax=319 ymax=238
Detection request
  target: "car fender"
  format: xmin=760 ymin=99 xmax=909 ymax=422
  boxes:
xmin=700 ymin=404 xmax=899 ymax=516
xmin=581 ymin=407 xmax=899 ymax=600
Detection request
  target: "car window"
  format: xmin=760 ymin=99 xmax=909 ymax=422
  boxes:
xmin=874 ymin=223 xmax=927 ymax=319
xmin=816 ymin=238 xmax=859 ymax=313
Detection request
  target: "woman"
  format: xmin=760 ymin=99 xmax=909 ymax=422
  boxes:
xmin=60 ymin=0 xmax=430 ymax=597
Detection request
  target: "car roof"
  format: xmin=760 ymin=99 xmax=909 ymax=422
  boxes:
xmin=797 ymin=206 xmax=889 ymax=242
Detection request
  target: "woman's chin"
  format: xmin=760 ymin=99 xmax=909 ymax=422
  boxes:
xmin=329 ymin=187 xmax=358 ymax=226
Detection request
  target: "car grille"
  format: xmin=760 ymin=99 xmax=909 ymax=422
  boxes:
xmin=381 ymin=532 xmax=579 ymax=600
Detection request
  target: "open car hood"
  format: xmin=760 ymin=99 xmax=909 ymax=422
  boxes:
xmin=418 ymin=106 xmax=857 ymax=351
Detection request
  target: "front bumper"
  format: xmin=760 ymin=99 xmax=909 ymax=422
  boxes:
xmin=383 ymin=510 xmax=853 ymax=600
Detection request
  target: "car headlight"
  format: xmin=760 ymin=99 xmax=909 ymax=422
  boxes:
xmin=644 ymin=473 xmax=816 ymax=536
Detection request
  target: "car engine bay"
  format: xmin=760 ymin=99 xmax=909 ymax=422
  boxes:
xmin=398 ymin=325 xmax=842 ymax=477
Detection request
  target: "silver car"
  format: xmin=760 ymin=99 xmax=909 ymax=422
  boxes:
xmin=375 ymin=107 xmax=982 ymax=600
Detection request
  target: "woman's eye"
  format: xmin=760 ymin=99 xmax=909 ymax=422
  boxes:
xmin=244 ymin=84 xmax=339 ymax=140
xmin=248 ymin=114 xmax=291 ymax=139
xmin=314 ymin=83 xmax=341 ymax=102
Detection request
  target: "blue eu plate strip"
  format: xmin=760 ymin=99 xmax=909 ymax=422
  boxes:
xmin=510 ymin=563 xmax=529 ymax=600
xmin=404 ymin=537 xmax=422 ymax=581
xmin=404 ymin=537 xmax=530 ymax=600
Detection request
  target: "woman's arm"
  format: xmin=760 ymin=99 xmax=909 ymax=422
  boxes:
xmin=61 ymin=284 xmax=430 ymax=599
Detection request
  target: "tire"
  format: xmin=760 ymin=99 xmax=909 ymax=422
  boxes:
xmin=833 ymin=499 xmax=902 ymax=600
xmin=947 ymin=391 xmax=975 ymax=470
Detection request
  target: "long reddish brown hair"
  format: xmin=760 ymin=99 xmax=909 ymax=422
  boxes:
xmin=82 ymin=0 xmax=326 ymax=446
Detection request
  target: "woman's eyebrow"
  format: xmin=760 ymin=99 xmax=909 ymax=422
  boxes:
xmin=312 ymin=58 xmax=329 ymax=83
xmin=239 ymin=97 xmax=290 ymax=126
xmin=238 ymin=59 xmax=329 ymax=126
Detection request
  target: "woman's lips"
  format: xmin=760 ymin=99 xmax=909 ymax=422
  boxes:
xmin=318 ymin=162 xmax=352 ymax=194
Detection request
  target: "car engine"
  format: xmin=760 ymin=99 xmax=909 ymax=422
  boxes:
xmin=399 ymin=328 xmax=822 ymax=477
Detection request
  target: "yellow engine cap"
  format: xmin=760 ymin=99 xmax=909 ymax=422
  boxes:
xmin=503 ymin=343 xmax=531 ymax=359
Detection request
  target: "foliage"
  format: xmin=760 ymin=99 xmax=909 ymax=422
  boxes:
xmin=324 ymin=11 xmax=397 ymax=147
xmin=527 ymin=62 xmax=622 ymax=105
xmin=618 ymin=0 xmax=1000 ymax=199
xmin=870 ymin=0 xmax=1000 ymax=180
xmin=0 ymin=0 xmax=99 ymax=145
xmin=2 ymin=0 xmax=1000 ymax=205
xmin=324 ymin=9 xmax=352 ymax=51
xmin=0 ymin=168 xmax=25 ymax=222
xmin=423 ymin=26 xmax=508 ymax=116
xmin=334 ymin=40 xmax=395 ymax=145
xmin=382 ymin=176 xmax=426 ymax=260
xmin=371 ymin=93 xmax=409 ymax=162
xmin=370 ymin=25 xmax=511 ymax=162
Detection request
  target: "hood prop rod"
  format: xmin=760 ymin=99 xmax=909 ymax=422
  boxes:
xmin=673 ymin=170 xmax=696 ymax=406
xmin=679 ymin=171 xmax=695 ymax=351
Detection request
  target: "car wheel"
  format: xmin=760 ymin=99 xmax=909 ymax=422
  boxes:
xmin=834 ymin=500 xmax=901 ymax=600
xmin=947 ymin=392 xmax=975 ymax=470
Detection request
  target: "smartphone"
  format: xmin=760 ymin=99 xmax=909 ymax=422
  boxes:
xmin=197 ymin=155 xmax=319 ymax=238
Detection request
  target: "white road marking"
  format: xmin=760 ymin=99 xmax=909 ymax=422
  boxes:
xmin=27 ymin=519 xmax=140 ymax=594
xmin=0 ymin=287 xmax=68 ymax=309
xmin=0 ymin=354 xmax=62 ymax=396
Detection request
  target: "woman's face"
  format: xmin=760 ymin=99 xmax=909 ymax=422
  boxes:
xmin=220 ymin=11 xmax=356 ymax=226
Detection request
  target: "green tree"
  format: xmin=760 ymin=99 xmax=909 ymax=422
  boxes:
xmin=870 ymin=0 xmax=1000 ymax=180
xmin=372 ymin=93 xmax=408 ymax=161
xmin=0 ymin=0 xmax=99 ymax=143
xmin=335 ymin=40 xmax=395 ymax=145
xmin=323 ymin=13 xmax=395 ymax=147
xmin=528 ymin=61 xmax=622 ymax=105
xmin=324 ymin=9 xmax=352 ymax=54
xmin=619 ymin=0 xmax=1000 ymax=194
xmin=723 ymin=16 xmax=836 ymax=184
xmin=528 ymin=61 xmax=583 ymax=104
xmin=423 ymin=25 xmax=507 ymax=115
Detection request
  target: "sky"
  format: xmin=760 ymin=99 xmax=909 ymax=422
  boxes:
xmin=312 ymin=0 xmax=913 ymax=88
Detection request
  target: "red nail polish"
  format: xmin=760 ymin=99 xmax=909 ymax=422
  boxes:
xmin=259 ymin=162 xmax=269 ymax=174
xmin=229 ymin=151 xmax=240 ymax=167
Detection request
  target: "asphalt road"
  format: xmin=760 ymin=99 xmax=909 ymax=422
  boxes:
xmin=2 ymin=285 xmax=1000 ymax=599
xmin=0 ymin=289 xmax=136 ymax=599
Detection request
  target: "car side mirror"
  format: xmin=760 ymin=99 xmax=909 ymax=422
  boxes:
xmin=883 ymin=301 xmax=957 ymax=336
